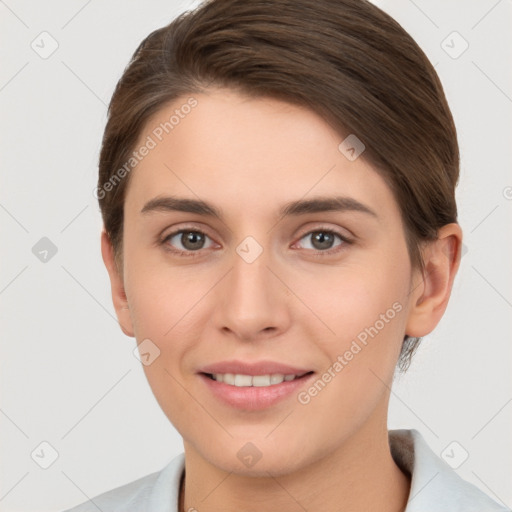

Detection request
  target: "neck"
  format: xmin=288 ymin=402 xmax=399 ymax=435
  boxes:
xmin=179 ymin=417 xmax=411 ymax=512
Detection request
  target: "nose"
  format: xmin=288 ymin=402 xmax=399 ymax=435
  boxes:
xmin=213 ymin=242 xmax=292 ymax=342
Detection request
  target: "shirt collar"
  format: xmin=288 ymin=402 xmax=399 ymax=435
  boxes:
xmin=389 ymin=428 xmax=508 ymax=511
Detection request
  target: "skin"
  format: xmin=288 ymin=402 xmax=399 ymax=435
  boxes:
xmin=101 ymin=88 xmax=462 ymax=512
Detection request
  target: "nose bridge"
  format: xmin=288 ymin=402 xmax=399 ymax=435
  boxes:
xmin=214 ymin=233 xmax=289 ymax=338
xmin=230 ymin=236 xmax=275 ymax=312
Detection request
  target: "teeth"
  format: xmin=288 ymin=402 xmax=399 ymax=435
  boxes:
xmin=211 ymin=373 xmax=300 ymax=387
xmin=234 ymin=374 xmax=253 ymax=386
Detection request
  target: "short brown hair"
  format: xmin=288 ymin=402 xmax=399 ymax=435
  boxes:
xmin=97 ymin=0 xmax=459 ymax=371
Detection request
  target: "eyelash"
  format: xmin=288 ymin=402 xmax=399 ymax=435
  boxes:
xmin=160 ymin=226 xmax=353 ymax=259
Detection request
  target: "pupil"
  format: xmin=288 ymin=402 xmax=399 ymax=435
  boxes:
xmin=313 ymin=232 xmax=333 ymax=250
xmin=183 ymin=231 xmax=204 ymax=250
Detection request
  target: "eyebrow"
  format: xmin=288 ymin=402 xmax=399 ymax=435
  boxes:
xmin=140 ymin=195 xmax=378 ymax=219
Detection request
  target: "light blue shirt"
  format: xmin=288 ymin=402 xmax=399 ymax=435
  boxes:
xmin=62 ymin=429 xmax=509 ymax=511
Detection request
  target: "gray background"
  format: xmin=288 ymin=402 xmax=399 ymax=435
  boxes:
xmin=0 ymin=0 xmax=511 ymax=510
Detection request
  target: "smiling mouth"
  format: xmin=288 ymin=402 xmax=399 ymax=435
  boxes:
xmin=201 ymin=371 xmax=314 ymax=387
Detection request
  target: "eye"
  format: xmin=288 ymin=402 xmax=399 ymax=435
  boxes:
xmin=161 ymin=229 xmax=216 ymax=256
xmin=295 ymin=228 xmax=352 ymax=254
xmin=160 ymin=226 xmax=352 ymax=258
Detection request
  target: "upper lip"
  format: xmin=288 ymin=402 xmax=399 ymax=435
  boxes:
xmin=198 ymin=360 xmax=313 ymax=376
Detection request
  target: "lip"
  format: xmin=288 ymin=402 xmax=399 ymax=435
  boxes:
xmin=197 ymin=360 xmax=315 ymax=411
xmin=199 ymin=373 xmax=315 ymax=410
xmin=198 ymin=359 xmax=312 ymax=376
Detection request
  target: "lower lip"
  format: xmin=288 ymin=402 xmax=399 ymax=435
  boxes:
xmin=198 ymin=373 xmax=315 ymax=411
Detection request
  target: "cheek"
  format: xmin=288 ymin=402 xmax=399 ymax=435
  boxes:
xmin=126 ymin=271 xmax=209 ymax=370
xmin=123 ymin=239 xmax=209 ymax=338
xmin=123 ymin=250 xmax=218 ymax=396
xmin=292 ymin=273 xmax=408 ymax=441
xmin=125 ymin=264 xmax=208 ymax=434
xmin=305 ymin=264 xmax=410 ymax=402
xmin=311 ymin=263 xmax=409 ymax=342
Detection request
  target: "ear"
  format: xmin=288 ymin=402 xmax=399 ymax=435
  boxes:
xmin=100 ymin=229 xmax=135 ymax=337
xmin=405 ymin=223 xmax=463 ymax=338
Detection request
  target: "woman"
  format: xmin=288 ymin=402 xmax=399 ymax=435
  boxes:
xmin=64 ymin=0 xmax=508 ymax=510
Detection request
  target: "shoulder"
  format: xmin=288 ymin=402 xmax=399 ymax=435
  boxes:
xmin=389 ymin=429 xmax=510 ymax=512
xmin=61 ymin=452 xmax=185 ymax=512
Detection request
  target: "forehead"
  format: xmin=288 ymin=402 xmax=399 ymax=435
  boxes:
xmin=124 ymin=89 xmax=401 ymax=224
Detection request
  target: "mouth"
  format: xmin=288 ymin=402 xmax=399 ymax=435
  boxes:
xmin=198 ymin=371 xmax=316 ymax=410
xmin=200 ymin=371 xmax=314 ymax=387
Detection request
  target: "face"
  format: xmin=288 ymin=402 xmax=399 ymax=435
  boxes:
xmin=114 ymin=88 xmax=424 ymax=476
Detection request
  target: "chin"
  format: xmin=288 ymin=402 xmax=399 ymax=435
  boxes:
xmin=195 ymin=437 xmax=313 ymax=477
